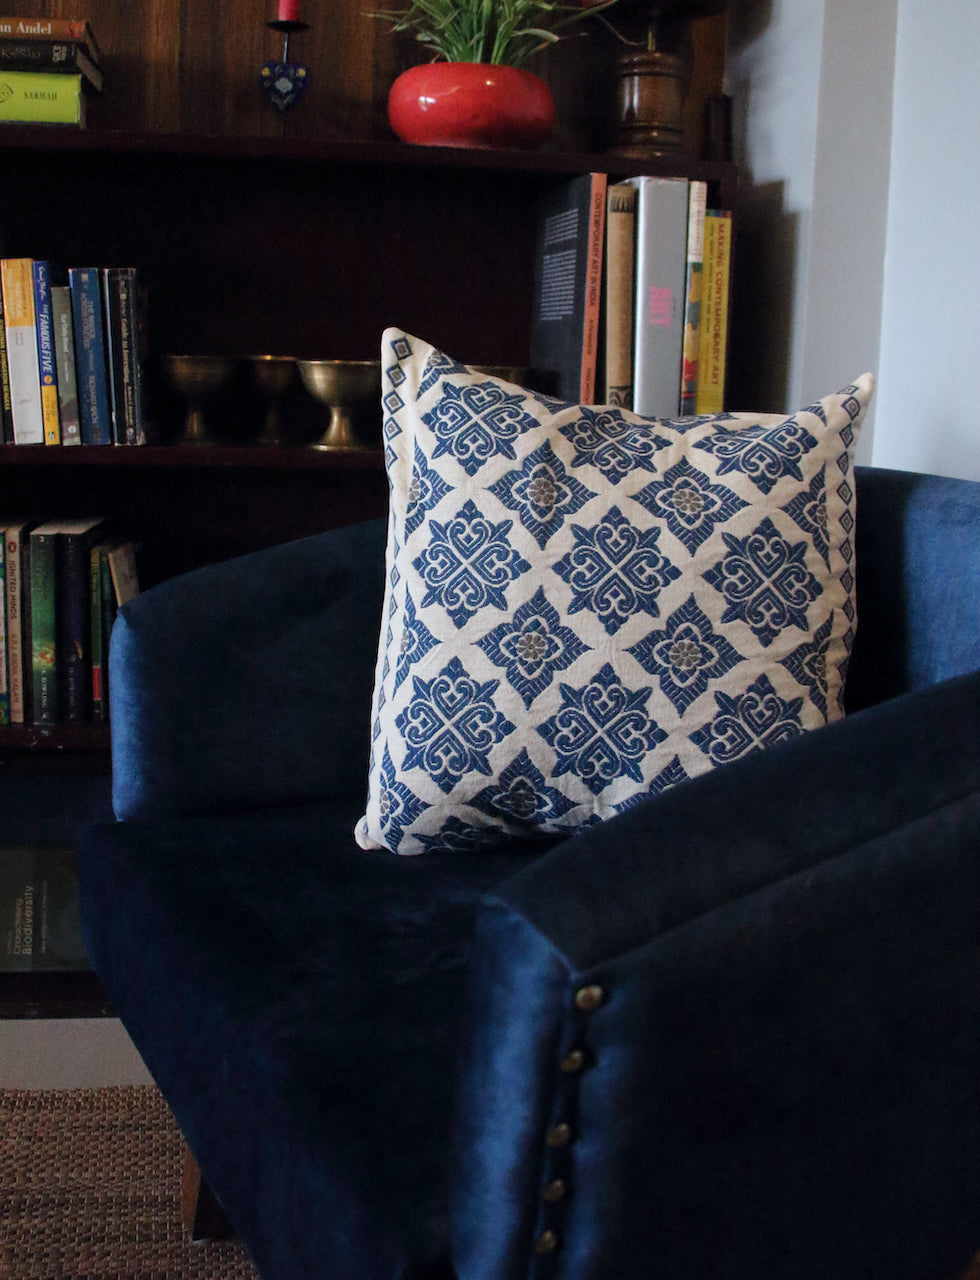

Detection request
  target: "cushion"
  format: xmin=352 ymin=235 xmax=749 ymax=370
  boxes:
xmin=355 ymin=328 xmax=873 ymax=855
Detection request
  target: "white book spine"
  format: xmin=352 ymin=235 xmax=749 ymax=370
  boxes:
xmin=629 ymin=176 xmax=690 ymax=418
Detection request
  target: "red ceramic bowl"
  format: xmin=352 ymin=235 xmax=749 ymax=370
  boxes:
xmin=388 ymin=62 xmax=556 ymax=150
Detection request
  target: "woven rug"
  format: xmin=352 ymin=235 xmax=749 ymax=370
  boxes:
xmin=0 ymin=1085 xmax=259 ymax=1279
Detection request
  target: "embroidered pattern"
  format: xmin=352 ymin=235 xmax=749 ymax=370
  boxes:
xmin=354 ymin=330 xmax=872 ymax=855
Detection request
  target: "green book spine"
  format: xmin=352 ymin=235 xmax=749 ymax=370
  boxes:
xmin=0 ymin=69 xmax=85 ymax=124
xmin=29 ymin=527 xmax=58 ymax=725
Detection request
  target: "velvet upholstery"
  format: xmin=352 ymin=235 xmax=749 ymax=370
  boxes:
xmin=80 ymin=465 xmax=980 ymax=1280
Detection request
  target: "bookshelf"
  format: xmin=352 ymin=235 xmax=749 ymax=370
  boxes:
xmin=0 ymin=126 xmax=736 ymax=1016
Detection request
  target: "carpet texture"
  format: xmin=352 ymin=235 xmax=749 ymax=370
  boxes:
xmin=0 ymin=1085 xmax=259 ymax=1279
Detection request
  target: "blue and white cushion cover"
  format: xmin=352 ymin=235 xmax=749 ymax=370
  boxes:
xmin=356 ymin=328 xmax=874 ymax=855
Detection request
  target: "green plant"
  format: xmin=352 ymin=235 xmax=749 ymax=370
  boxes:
xmin=371 ymin=0 xmax=618 ymax=68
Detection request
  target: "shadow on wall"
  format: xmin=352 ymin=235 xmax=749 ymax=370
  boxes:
xmin=725 ymin=179 xmax=798 ymax=412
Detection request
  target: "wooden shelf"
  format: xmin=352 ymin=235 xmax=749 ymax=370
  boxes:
xmin=0 ymin=443 xmax=385 ymax=472
xmin=0 ymin=123 xmax=739 ymax=186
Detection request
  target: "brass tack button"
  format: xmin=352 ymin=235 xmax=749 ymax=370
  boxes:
xmin=533 ymin=1230 xmax=558 ymax=1255
xmin=560 ymin=1048 xmax=586 ymax=1074
xmin=542 ymin=1178 xmax=567 ymax=1203
xmin=546 ymin=1122 xmax=573 ymax=1148
xmin=574 ymin=984 xmax=605 ymax=1012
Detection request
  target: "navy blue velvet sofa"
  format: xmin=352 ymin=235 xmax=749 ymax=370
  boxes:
xmin=80 ymin=465 xmax=980 ymax=1280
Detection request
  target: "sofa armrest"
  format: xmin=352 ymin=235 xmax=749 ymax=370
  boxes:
xmin=110 ymin=518 xmax=386 ymax=822
xmin=452 ymin=671 xmax=980 ymax=1279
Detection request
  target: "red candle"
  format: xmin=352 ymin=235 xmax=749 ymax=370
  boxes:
xmin=277 ymin=0 xmax=301 ymax=21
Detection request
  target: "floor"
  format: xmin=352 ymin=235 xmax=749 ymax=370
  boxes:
xmin=0 ymin=1018 xmax=154 ymax=1089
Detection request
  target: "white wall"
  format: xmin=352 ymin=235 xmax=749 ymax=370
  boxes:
xmin=726 ymin=0 xmax=979 ymax=481
xmin=872 ymin=0 xmax=980 ymax=480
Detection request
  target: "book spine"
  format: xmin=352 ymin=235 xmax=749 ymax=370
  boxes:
xmin=603 ymin=182 xmax=637 ymax=408
xmin=31 ymin=261 xmax=61 ymax=445
xmin=630 ymin=177 xmax=690 ymax=419
xmin=29 ymin=528 xmax=58 ymax=725
xmin=0 ymin=258 xmax=44 ymax=445
xmin=90 ymin=543 xmax=106 ymax=722
xmin=0 ymin=284 xmax=14 ymax=443
xmin=50 ymin=285 xmax=81 ymax=445
xmin=695 ymin=210 xmax=733 ymax=416
xmin=680 ymin=181 xmax=708 ymax=416
xmin=5 ymin=524 xmax=26 ymax=723
xmin=60 ymin=528 xmax=95 ymax=723
xmin=0 ymin=70 xmax=85 ymax=125
xmin=580 ymin=175 xmax=607 ymax=405
xmin=68 ymin=268 xmax=112 ymax=445
xmin=529 ymin=172 xmax=608 ymax=404
xmin=103 ymin=268 xmax=146 ymax=446
xmin=0 ymin=41 xmax=102 ymax=92
xmin=0 ymin=18 xmax=100 ymax=63
xmin=0 ymin=533 xmax=7 ymax=725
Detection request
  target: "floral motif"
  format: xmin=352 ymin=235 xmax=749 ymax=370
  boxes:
xmin=477 ymin=586 xmax=588 ymax=708
xmin=538 ymin=664 xmax=668 ymax=795
xmin=629 ymin=595 xmax=744 ymax=716
xmin=396 ymin=656 xmax=514 ymax=793
xmin=470 ymin=748 xmax=577 ymax=828
xmin=423 ymin=380 xmax=537 ymax=476
xmin=559 ymin=406 xmax=673 ymax=484
xmin=632 ymin=456 xmax=748 ymax=553
xmin=374 ymin=745 xmax=429 ymax=849
xmin=406 ymin=440 xmax=452 ymax=538
xmin=393 ymin=593 xmax=438 ymax=693
xmin=413 ymin=500 xmax=531 ymax=627
xmin=489 ymin=440 xmax=596 ymax=548
xmin=554 ymin=506 xmax=681 ymax=635
xmin=782 ymin=467 xmax=829 ymax=566
xmin=703 ymin=516 xmax=821 ymax=647
xmin=689 ymin=674 xmax=803 ymax=766
xmin=694 ymin=417 xmax=817 ymax=494
xmin=782 ymin=615 xmax=833 ymax=716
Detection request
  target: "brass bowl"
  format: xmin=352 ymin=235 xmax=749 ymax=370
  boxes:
xmin=163 ymin=355 xmax=236 ymax=445
xmin=249 ymin=355 xmax=299 ymax=446
xmin=297 ymin=360 xmax=382 ymax=450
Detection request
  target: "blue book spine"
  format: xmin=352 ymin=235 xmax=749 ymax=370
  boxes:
xmin=68 ymin=266 xmax=111 ymax=445
xmin=32 ymin=260 xmax=61 ymax=445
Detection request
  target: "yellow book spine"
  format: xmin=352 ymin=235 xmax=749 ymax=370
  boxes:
xmin=695 ymin=211 xmax=732 ymax=416
xmin=0 ymin=257 xmax=44 ymax=445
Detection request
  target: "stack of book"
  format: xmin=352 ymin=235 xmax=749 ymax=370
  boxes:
xmin=0 ymin=258 xmax=147 ymax=446
xmin=0 ymin=516 xmax=139 ymax=729
xmin=530 ymin=172 xmax=733 ymax=417
xmin=0 ymin=16 xmax=101 ymax=127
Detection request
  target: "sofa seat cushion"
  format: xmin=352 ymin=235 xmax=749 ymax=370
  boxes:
xmin=79 ymin=798 xmax=535 ymax=1280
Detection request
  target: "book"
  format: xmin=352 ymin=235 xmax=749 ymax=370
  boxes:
xmin=0 ymin=257 xmax=43 ymax=445
xmin=0 ymin=17 xmax=100 ymax=64
xmin=90 ymin=536 xmax=139 ymax=721
xmin=2 ymin=519 xmax=32 ymax=723
xmin=628 ymin=175 xmax=690 ymax=419
xmin=102 ymin=267 xmax=146 ymax=445
xmin=0 ymin=39 xmax=103 ymax=92
xmin=0 ymin=532 xmax=7 ymax=724
xmin=68 ymin=267 xmax=111 ymax=445
xmin=0 ymin=69 xmax=88 ymax=125
xmin=679 ymin=180 xmax=708 ymax=416
xmin=603 ymin=182 xmax=637 ymax=408
xmin=50 ymin=284 xmax=81 ymax=445
xmin=29 ymin=516 xmax=105 ymax=724
xmin=0 ymin=285 xmax=13 ymax=443
xmin=1 ymin=844 xmax=91 ymax=972
xmin=32 ymin=260 xmax=61 ymax=444
xmin=695 ymin=209 xmax=733 ymax=416
xmin=530 ymin=172 xmax=608 ymax=404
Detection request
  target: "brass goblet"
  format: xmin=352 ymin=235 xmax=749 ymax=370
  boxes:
xmin=163 ymin=355 xmax=236 ymax=445
xmin=250 ymin=355 xmax=298 ymax=446
xmin=297 ymin=360 xmax=382 ymax=450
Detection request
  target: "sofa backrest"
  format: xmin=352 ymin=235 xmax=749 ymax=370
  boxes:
xmin=846 ymin=466 xmax=980 ymax=712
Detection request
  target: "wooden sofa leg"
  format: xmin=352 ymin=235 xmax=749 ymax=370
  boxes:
xmin=181 ymin=1147 xmax=235 ymax=1242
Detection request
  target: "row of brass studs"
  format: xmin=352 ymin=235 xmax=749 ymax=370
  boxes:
xmin=531 ymin=984 xmax=607 ymax=1261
